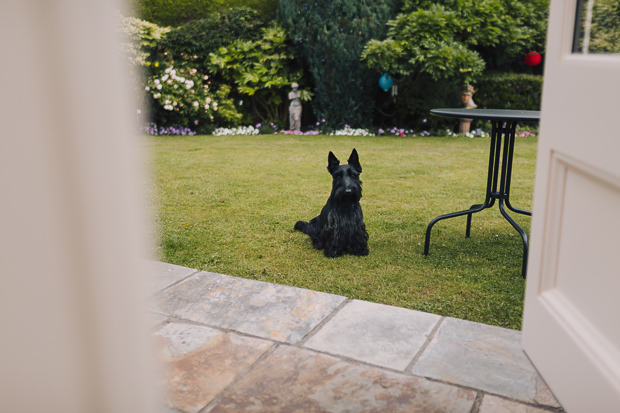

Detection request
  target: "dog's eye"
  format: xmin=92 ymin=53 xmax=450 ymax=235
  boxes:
xmin=335 ymin=172 xmax=343 ymax=179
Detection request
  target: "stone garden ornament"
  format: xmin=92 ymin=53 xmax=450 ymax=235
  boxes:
xmin=458 ymin=84 xmax=477 ymax=134
xmin=288 ymin=83 xmax=302 ymax=131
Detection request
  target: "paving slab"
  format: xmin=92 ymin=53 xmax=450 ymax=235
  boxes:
xmin=154 ymin=322 xmax=272 ymax=413
xmin=145 ymin=260 xmax=197 ymax=294
xmin=149 ymin=312 xmax=168 ymax=329
xmin=479 ymin=395 xmax=554 ymax=413
xmin=207 ymin=345 xmax=476 ymax=413
xmin=411 ymin=318 xmax=560 ymax=408
xmin=304 ymin=300 xmax=441 ymax=371
xmin=153 ymin=272 xmax=346 ymax=344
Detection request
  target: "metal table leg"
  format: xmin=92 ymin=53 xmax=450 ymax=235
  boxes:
xmin=423 ymin=120 xmax=531 ymax=278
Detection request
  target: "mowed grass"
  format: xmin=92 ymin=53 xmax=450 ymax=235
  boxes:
xmin=148 ymin=133 xmax=537 ymax=330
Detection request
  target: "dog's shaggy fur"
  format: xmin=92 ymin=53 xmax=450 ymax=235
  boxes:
xmin=294 ymin=149 xmax=369 ymax=258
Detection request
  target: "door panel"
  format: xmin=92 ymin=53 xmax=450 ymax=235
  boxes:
xmin=522 ymin=0 xmax=620 ymax=411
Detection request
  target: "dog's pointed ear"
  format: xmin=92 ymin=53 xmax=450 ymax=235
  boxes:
xmin=327 ymin=151 xmax=340 ymax=175
xmin=348 ymin=148 xmax=362 ymax=173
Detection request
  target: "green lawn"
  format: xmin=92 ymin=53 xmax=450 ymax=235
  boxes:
xmin=148 ymin=133 xmax=537 ymax=330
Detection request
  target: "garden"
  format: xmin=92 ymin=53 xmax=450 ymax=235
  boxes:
xmin=126 ymin=0 xmax=549 ymax=329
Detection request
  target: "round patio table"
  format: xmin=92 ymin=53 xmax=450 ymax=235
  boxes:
xmin=424 ymin=108 xmax=541 ymax=279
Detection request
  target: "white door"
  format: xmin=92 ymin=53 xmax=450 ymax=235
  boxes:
xmin=522 ymin=0 xmax=620 ymax=411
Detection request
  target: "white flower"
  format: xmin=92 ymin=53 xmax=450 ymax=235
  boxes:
xmin=145 ymin=86 xmax=150 ymax=91
xmin=173 ymin=85 xmax=178 ymax=89
xmin=165 ymin=67 xmax=172 ymax=74
xmin=173 ymin=101 xmax=177 ymax=106
xmin=204 ymin=75 xmax=209 ymax=80
xmin=157 ymin=84 xmax=162 ymax=90
xmin=154 ymin=79 xmax=160 ymax=85
xmin=179 ymin=77 xmax=185 ymax=83
xmin=164 ymin=105 xmax=173 ymax=111
xmin=193 ymin=101 xmax=199 ymax=107
xmin=161 ymin=75 xmax=169 ymax=82
xmin=204 ymin=104 xmax=209 ymax=109
xmin=171 ymin=70 xmax=176 ymax=77
xmin=154 ymin=93 xmax=161 ymax=98
xmin=206 ymin=97 xmax=211 ymax=104
xmin=212 ymin=125 xmax=259 ymax=136
xmin=164 ymin=100 xmax=171 ymax=104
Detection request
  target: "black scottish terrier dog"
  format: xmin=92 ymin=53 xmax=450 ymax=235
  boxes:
xmin=294 ymin=149 xmax=369 ymax=258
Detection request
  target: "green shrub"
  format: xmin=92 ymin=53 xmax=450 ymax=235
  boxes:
xmin=209 ymin=23 xmax=310 ymax=126
xmin=153 ymin=8 xmax=267 ymax=72
xmin=364 ymin=0 xmax=549 ymax=77
xmin=146 ymin=65 xmax=242 ymax=130
xmin=362 ymin=0 xmax=548 ymax=131
xmin=131 ymin=0 xmax=223 ymax=27
xmin=117 ymin=13 xmax=170 ymax=66
xmin=116 ymin=13 xmax=171 ymax=121
xmin=131 ymin=0 xmax=278 ymax=26
xmin=474 ymin=73 xmax=543 ymax=111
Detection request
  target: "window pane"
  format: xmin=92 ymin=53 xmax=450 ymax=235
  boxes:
xmin=573 ymin=0 xmax=620 ymax=54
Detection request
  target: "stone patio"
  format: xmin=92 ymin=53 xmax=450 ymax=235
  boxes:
xmin=147 ymin=260 xmax=564 ymax=413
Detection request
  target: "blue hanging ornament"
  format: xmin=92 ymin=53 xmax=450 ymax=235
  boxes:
xmin=379 ymin=73 xmax=393 ymax=91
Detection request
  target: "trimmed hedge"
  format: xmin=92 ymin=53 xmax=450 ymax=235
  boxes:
xmin=474 ymin=72 xmax=543 ymax=111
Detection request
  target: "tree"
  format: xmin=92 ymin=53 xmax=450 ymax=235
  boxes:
xmin=361 ymin=0 xmax=548 ymax=130
xmin=362 ymin=0 xmax=549 ymax=82
xmin=279 ymin=0 xmax=401 ymax=128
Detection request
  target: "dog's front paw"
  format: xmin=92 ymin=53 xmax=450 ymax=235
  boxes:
xmin=352 ymin=248 xmax=369 ymax=257
xmin=324 ymin=248 xmax=343 ymax=258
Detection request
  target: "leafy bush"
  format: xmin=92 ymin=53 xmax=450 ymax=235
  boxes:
xmin=362 ymin=0 xmax=548 ymax=85
xmin=146 ymin=65 xmax=242 ymax=131
xmin=131 ymin=0 xmax=223 ymax=27
xmin=362 ymin=0 xmax=548 ymax=132
xmin=474 ymin=73 xmax=543 ymax=111
xmin=117 ymin=12 xmax=170 ymax=66
xmin=209 ymin=23 xmax=310 ymax=126
xmin=130 ymin=0 xmax=278 ymax=26
xmin=362 ymin=4 xmax=485 ymax=85
xmin=152 ymin=8 xmax=267 ymax=72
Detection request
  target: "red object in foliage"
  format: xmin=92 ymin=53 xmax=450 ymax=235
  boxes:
xmin=524 ymin=51 xmax=542 ymax=66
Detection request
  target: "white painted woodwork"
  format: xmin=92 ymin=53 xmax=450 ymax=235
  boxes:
xmin=523 ymin=0 xmax=620 ymax=411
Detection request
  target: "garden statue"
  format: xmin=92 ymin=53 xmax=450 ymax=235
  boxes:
xmin=288 ymin=82 xmax=302 ymax=131
xmin=458 ymin=84 xmax=477 ymax=134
